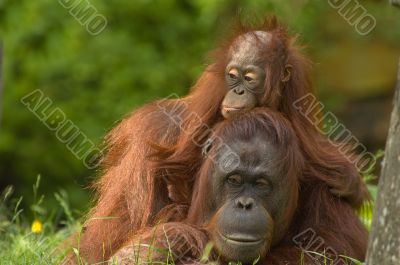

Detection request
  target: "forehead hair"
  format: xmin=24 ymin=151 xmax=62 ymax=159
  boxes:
xmin=209 ymin=17 xmax=291 ymax=71
xmin=202 ymin=108 xmax=304 ymax=178
xmin=229 ymin=31 xmax=272 ymax=64
xmin=208 ymin=108 xmax=295 ymax=153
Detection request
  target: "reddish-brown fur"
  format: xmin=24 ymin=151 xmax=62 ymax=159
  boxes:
xmin=65 ymin=17 xmax=369 ymax=264
xmin=111 ymin=108 xmax=368 ymax=264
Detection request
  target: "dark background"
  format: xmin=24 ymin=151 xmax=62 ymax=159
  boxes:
xmin=0 ymin=0 xmax=399 ymax=216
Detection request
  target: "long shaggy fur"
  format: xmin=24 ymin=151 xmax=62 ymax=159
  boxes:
xmin=64 ymin=16 xmax=369 ymax=264
xmin=112 ymin=108 xmax=368 ymax=265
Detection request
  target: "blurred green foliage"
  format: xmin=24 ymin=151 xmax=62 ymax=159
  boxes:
xmin=0 ymin=0 xmax=399 ymax=214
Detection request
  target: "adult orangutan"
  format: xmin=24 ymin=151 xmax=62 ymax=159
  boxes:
xmin=67 ymin=17 xmax=369 ymax=263
xmin=111 ymin=109 xmax=368 ymax=265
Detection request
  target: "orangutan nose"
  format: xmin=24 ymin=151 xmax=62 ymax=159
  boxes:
xmin=235 ymin=196 xmax=254 ymax=210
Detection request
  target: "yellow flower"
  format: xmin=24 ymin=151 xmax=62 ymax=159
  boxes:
xmin=31 ymin=219 xmax=43 ymax=234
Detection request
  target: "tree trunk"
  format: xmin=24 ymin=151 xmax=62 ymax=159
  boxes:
xmin=365 ymin=59 xmax=400 ymax=264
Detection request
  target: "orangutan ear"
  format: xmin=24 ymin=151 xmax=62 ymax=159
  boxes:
xmin=281 ymin=64 xmax=292 ymax=82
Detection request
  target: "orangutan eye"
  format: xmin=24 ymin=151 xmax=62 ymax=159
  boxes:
xmin=255 ymin=178 xmax=270 ymax=188
xmin=227 ymin=174 xmax=242 ymax=186
xmin=244 ymin=72 xmax=257 ymax=83
xmin=244 ymin=76 xmax=253 ymax=82
xmin=228 ymin=69 xmax=239 ymax=79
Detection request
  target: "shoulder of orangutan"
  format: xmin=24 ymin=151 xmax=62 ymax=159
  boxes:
xmin=103 ymin=99 xmax=186 ymax=167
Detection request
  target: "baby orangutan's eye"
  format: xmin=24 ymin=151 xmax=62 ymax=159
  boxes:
xmin=244 ymin=72 xmax=257 ymax=83
xmin=228 ymin=68 xmax=239 ymax=79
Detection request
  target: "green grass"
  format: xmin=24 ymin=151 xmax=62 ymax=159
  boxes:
xmin=0 ymin=225 xmax=68 ymax=264
xmin=0 ymin=176 xmax=78 ymax=265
